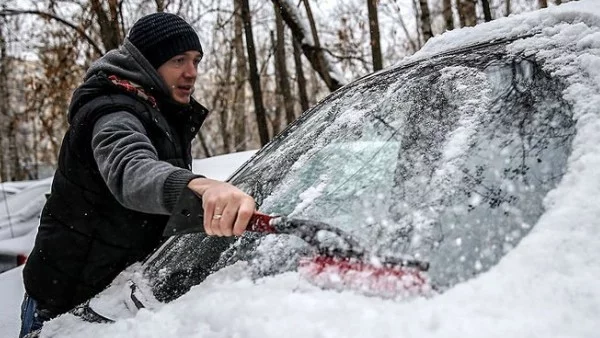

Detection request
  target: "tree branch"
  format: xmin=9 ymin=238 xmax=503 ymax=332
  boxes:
xmin=0 ymin=9 xmax=104 ymax=55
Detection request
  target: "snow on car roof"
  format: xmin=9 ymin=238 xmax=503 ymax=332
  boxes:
xmin=407 ymin=0 xmax=600 ymax=63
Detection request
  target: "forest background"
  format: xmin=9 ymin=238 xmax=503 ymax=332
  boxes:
xmin=0 ymin=0 xmax=568 ymax=181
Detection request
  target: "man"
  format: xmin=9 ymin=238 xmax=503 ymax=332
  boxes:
xmin=19 ymin=12 xmax=255 ymax=337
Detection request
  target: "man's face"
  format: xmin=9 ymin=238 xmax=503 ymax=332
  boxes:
xmin=157 ymin=51 xmax=203 ymax=104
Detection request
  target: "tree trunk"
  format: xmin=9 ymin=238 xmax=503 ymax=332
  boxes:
xmin=0 ymin=29 xmax=9 ymax=181
xmin=270 ymin=31 xmax=283 ymax=136
xmin=209 ymin=11 xmax=235 ymax=153
xmin=8 ymin=119 xmax=21 ymax=181
xmin=233 ymin=0 xmax=248 ymax=151
xmin=90 ymin=0 xmax=122 ymax=51
xmin=481 ymin=0 xmax=492 ymax=22
xmin=293 ymin=39 xmax=309 ymax=113
xmin=31 ymin=110 xmax=39 ymax=179
xmin=155 ymin=0 xmax=165 ymax=12
xmin=274 ymin=4 xmax=295 ymax=127
xmin=303 ymin=0 xmax=337 ymax=91
xmin=457 ymin=0 xmax=477 ymax=27
xmin=555 ymin=0 xmax=562 ymax=4
xmin=196 ymin=132 xmax=212 ymax=158
xmin=505 ymin=0 xmax=511 ymax=16
xmin=367 ymin=0 xmax=383 ymax=71
xmin=388 ymin=0 xmax=419 ymax=53
xmin=412 ymin=0 xmax=422 ymax=50
xmin=241 ymin=0 xmax=269 ymax=146
xmin=220 ymin=45 xmax=235 ymax=152
xmin=539 ymin=0 xmax=548 ymax=8
xmin=271 ymin=0 xmax=344 ymax=92
xmin=418 ymin=0 xmax=433 ymax=43
xmin=443 ymin=0 xmax=454 ymax=31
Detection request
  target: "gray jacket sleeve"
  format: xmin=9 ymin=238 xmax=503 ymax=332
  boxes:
xmin=91 ymin=112 xmax=201 ymax=215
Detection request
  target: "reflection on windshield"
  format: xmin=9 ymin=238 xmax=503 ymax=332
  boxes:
xmin=145 ymin=45 xmax=574 ymax=299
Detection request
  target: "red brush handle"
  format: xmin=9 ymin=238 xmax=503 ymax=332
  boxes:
xmin=248 ymin=212 xmax=277 ymax=233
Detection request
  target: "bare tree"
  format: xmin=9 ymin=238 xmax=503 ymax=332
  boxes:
xmin=7 ymin=119 xmax=21 ymax=180
xmin=380 ymin=1 xmax=419 ymax=53
xmin=482 ymin=0 xmax=492 ymax=22
xmin=303 ymin=0 xmax=337 ymax=90
xmin=232 ymin=0 xmax=248 ymax=151
xmin=539 ymin=0 xmax=548 ymax=8
xmin=270 ymin=31 xmax=283 ymax=136
xmin=241 ymin=0 xmax=269 ymax=146
xmin=210 ymin=20 xmax=235 ymax=153
xmin=272 ymin=0 xmax=345 ymax=91
xmin=505 ymin=0 xmax=511 ymax=16
xmin=457 ymin=0 xmax=477 ymax=27
xmin=0 ymin=22 xmax=9 ymax=181
xmin=367 ymin=0 xmax=383 ymax=71
xmin=90 ymin=0 xmax=122 ymax=51
xmin=0 ymin=9 xmax=104 ymax=55
xmin=443 ymin=0 xmax=454 ymax=31
xmin=155 ymin=0 xmax=166 ymax=12
xmin=274 ymin=4 xmax=295 ymax=127
xmin=418 ymin=0 xmax=433 ymax=43
xmin=293 ymin=39 xmax=309 ymax=113
xmin=28 ymin=32 xmax=83 ymax=165
xmin=412 ymin=0 xmax=422 ymax=48
xmin=2 ymin=0 xmax=135 ymax=57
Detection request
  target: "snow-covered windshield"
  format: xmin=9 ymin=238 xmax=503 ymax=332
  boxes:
xmin=146 ymin=42 xmax=574 ymax=300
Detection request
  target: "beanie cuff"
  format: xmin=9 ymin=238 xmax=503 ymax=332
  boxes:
xmin=127 ymin=12 xmax=203 ymax=69
xmin=145 ymin=34 xmax=203 ymax=69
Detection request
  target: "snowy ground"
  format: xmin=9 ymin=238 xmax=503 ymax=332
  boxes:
xmin=0 ymin=150 xmax=256 ymax=337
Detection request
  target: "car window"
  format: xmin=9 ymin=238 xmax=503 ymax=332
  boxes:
xmin=145 ymin=42 xmax=575 ymax=300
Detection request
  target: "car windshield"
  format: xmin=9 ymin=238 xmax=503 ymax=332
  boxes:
xmin=145 ymin=42 xmax=575 ymax=301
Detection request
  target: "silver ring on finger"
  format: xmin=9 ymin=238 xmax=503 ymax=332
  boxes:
xmin=212 ymin=214 xmax=222 ymax=220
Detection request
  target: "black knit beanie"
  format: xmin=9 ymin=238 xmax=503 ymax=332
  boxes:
xmin=128 ymin=12 xmax=203 ymax=69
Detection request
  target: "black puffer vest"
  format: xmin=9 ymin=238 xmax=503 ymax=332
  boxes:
xmin=23 ymin=72 xmax=208 ymax=315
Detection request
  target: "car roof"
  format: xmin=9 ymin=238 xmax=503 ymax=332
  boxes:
xmin=397 ymin=1 xmax=600 ymax=69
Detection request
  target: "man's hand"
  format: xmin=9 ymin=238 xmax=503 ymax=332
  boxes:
xmin=187 ymin=178 xmax=256 ymax=237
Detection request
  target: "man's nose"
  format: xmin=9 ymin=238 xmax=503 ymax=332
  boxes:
xmin=183 ymin=61 xmax=197 ymax=78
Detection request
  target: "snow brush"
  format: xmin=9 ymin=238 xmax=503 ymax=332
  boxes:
xmin=164 ymin=187 xmax=433 ymax=299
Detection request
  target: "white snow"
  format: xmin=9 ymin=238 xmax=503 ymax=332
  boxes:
xmin=3 ymin=1 xmax=600 ymax=337
xmin=0 ymin=266 xmax=25 ymax=335
xmin=192 ymin=150 xmax=257 ymax=181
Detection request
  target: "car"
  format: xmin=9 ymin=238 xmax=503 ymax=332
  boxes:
xmin=38 ymin=2 xmax=600 ymax=337
xmin=0 ymin=178 xmax=52 ymax=273
xmin=0 ymin=178 xmax=52 ymax=239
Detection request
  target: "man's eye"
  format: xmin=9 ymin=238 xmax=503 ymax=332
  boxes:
xmin=173 ymin=58 xmax=185 ymax=65
xmin=193 ymin=59 xmax=201 ymax=67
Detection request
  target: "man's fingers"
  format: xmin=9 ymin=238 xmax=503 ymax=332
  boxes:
xmin=233 ymin=198 xmax=256 ymax=236
xmin=209 ymin=203 xmax=227 ymax=236
xmin=203 ymin=199 xmax=215 ymax=235
xmin=217 ymin=204 xmax=237 ymax=237
xmin=192 ymin=179 xmax=256 ymax=238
